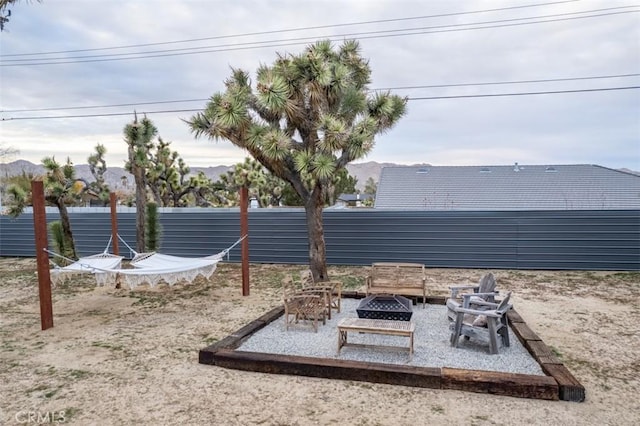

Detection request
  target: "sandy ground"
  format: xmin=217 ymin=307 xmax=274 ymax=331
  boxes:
xmin=0 ymin=258 xmax=639 ymax=426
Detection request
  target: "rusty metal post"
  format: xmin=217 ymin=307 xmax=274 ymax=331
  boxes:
xmin=240 ymin=186 xmax=250 ymax=296
xmin=109 ymin=192 xmax=119 ymax=256
xmin=31 ymin=180 xmax=54 ymax=330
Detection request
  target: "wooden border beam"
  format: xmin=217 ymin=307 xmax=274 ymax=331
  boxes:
xmin=199 ymin=300 xmax=587 ymax=402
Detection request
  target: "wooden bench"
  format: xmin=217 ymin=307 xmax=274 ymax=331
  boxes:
xmin=337 ymin=318 xmax=415 ymax=359
xmin=366 ymin=262 xmax=427 ymax=308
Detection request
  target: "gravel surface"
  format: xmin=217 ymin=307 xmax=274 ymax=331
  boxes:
xmin=239 ymin=298 xmax=545 ymax=375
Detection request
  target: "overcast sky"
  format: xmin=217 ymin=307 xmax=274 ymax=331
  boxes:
xmin=1 ymin=0 xmax=638 ymax=171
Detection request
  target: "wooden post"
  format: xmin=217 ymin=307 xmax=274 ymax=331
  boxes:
xmin=109 ymin=192 xmax=119 ymax=256
xmin=240 ymin=186 xmax=250 ymax=296
xmin=31 ymin=180 xmax=54 ymax=330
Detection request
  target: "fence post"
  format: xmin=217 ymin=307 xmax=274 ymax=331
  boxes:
xmin=240 ymin=186 xmax=250 ymax=296
xmin=110 ymin=192 xmax=119 ymax=256
xmin=31 ymin=180 xmax=54 ymax=330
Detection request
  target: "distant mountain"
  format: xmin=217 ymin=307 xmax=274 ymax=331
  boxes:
xmin=0 ymin=160 xmax=416 ymax=191
xmin=0 ymin=159 xmax=42 ymax=176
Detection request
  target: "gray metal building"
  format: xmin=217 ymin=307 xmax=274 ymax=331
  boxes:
xmin=375 ymin=164 xmax=640 ymax=210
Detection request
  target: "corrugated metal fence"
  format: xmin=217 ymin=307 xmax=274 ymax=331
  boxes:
xmin=1 ymin=208 xmax=638 ymax=270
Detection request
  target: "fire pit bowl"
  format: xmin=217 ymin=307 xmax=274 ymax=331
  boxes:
xmin=356 ymin=295 xmax=413 ymax=321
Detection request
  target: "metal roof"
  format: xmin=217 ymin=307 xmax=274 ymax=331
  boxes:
xmin=337 ymin=193 xmax=374 ymax=202
xmin=374 ymin=164 xmax=640 ymax=210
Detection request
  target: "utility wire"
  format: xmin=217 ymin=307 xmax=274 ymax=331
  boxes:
xmin=3 ymin=73 xmax=638 ymax=113
xmin=408 ymin=85 xmax=640 ymax=100
xmin=377 ymin=73 xmax=640 ymax=91
xmin=1 ymin=0 xmax=580 ymax=57
xmin=2 ymin=9 xmax=637 ymax=66
xmin=1 ymin=98 xmax=208 ymax=113
xmin=2 ymin=7 xmax=635 ymax=63
xmin=7 ymin=7 xmax=629 ymax=62
xmin=1 ymin=109 xmax=201 ymax=121
xmin=2 ymin=86 xmax=638 ymax=121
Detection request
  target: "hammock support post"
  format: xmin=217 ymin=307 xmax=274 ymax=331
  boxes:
xmin=240 ymin=186 xmax=250 ymax=296
xmin=31 ymin=180 xmax=54 ymax=330
xmin=110 ymin=192 xmax=119 ymax=256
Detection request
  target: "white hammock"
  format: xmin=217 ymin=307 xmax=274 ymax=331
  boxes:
xmin=50 ymin=252 xmax=124 ymax=286
xmin=47 ymin=235 xmax=245 ymax=290
xmin=90 ymin=235 xmax=245 ymax=289
xmin=130 ymin=251 xmax=225 ymax=268
xmin=95 ymin=253 xmax=224 ymax=289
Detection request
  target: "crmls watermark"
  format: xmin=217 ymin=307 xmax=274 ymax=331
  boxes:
xmin=14 ymin=411 xmax=66 ymax=424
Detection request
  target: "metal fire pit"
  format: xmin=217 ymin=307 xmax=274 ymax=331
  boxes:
xmin=356 ymin=295 xmax=413 ymax=321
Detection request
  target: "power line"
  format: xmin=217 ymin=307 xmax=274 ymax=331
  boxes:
xmin=375 ymin=73 xmax=640 ymax=91
xmin=0 ymin=1 xmax=579 ymax=57
xmin=2 ymin=8 xmax=637 ymax=66
xmin=2 ymin=7 xmax=635 ymax=63
xmin=408 ymin=85 xmax=640 ymax=100
xmin=3 ymin=73 xmax=638 ymax=113
xmin=3 ymin=86 xmax=637 ymax=121
xmin=1 ymin=109 xmax=202 ymax=121
xmin=1 ymin=98 xmax=209 ymax=113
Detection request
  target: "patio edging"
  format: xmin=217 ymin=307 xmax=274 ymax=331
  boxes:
xmin=199 ymin=293 xmax=585 ymax=402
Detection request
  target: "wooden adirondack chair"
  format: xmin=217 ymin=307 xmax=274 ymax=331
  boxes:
xmin=447 ymin=272 xmax=498 ymax=321
xmin=448 ymin=291 xmax=513 ymax=354
xmin=298 ymin=269 xmax=342 ymax=319
xmin=282 ymin=281 xmax=326 ymax=332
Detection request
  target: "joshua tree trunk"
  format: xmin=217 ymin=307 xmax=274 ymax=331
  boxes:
xmin=305 ymin=186 xmax=328 ymax=281
xmin=132 ymin=167 xmax=146 ymax=252
xmin=145 ymin=202 xmax=160 ymax=251
xmin=54 ymin=199 xmax=77 ymax=259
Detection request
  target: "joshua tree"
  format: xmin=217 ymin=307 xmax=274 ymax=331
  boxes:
xmin=146 ymin=137 xmax=203 ymax=207
xmin=0 ymin=143 xmax=19 ymax=209
xmin=0 ymin=0 xmax=42 ymax=31
xmin=0 ymin=143 xmax=18 ymax=159
xmin=364 ymin=177 xmax=377 ymax=196
xmin=188 ymin=39 xmax=406 ymax=279
xmin=123 ymin=113 xmax=157 ymax=253
xmin=87 ymin=143 xmax=110 ymax=204
xmin=218 ymin=158 xmax=286 ymax=208
xmin=6 ymin=156 xmax=86 ymax=259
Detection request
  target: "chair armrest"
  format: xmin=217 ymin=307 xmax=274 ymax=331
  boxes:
xmin=467 ymin=299 xmax=499 ymax=309
xmin=449 ymin=284 xmax=479 ymax=298
xmin=303 ymin=283 xmax=333 ymax=290
xmin=461 ymin=293 xmax=500 ymax=308
xmin=324 ymin=280 xmax=342 ymax=293
xmin=298 ymin=288 xmax=329 ymax=296
xmin=316 ymin=280 xmax=341 ymax=288
xmin=467 ymin=291 xmax=499 ymax=297
xmin=286 ymin=293 xmax=322 ymax=302
xmin=451 ymin=306 xmax=503 ymax=318
xmin=461 ymin=292 xmax=499 ymax=301
xmin=446 ymin=298 xmax=461 ymax=310
xmin=449 ymin=284 xmax=478 ymax=291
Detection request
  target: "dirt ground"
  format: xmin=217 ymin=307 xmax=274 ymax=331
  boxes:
xmin=0 ymin=257 xmax=638 ymax=425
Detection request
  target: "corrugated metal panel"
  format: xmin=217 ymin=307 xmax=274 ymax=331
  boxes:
xmin=323 ymin=210 xmax=519 ymax=268
xmin=513 ymin=210 xmax=640 ymax=270
xmin=0 ymin=208 xmax=638 ymax=270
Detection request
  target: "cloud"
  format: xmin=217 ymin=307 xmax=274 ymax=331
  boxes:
xmin=1 ymin=0 xmax=638 ymax=172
